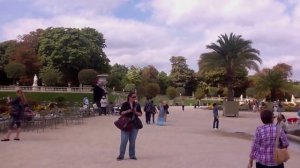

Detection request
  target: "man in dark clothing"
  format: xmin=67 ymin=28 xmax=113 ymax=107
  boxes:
xmin=93 ymin=81 xmax=105 ymax=115
xmin=144 ymin=98 xmax=152 ymax=124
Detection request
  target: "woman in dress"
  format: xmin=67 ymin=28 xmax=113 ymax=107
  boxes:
xmin=156 ymin=100 xmax=166 ymax=126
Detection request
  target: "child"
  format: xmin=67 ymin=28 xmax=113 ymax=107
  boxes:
xmin=212 ymin=103 xmax=219 ymax=129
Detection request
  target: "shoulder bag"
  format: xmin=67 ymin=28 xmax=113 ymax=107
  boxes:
xmin=274 ymin=125 xmax=290 ymax=164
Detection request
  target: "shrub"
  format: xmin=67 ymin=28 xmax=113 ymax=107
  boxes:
xmin=166 ymin=86 xmax=177 ymax=100
xmin=145 ymin=83 xmax=160 ymax=99
xmin=78 ymin=69 xmax=99 ymax=85
xmin=195 ymin=88 xmax=205 ymax=99
xmin=39 ymin=65 xmax=63 ymax=86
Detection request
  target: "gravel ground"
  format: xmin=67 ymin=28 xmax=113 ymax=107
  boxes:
xmin=1 ymin=106 xmax=299 ymax=168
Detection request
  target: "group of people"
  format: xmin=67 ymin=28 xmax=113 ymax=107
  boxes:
xmin=143 ymin=98 xmax=169 ymax=125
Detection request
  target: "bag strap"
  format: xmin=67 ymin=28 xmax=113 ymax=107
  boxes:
xmin=275 ymin=124 xmax=283 ymax=148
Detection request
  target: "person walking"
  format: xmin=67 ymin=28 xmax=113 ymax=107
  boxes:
xmin=212 ymin=103 xmax=219 ymax=129
xmin=117 ymin=91 xmax=142 ymax=161
xmin=150 ymin=100 xmax=156 ymax=124
xmin=92 ymin=80 xmax=105 ymax=116
xmin=1 ymin=88 xmax=26 ymax=141
xmin=100 ymin=96 xmax=108 ymax=115
xmin=156 ymin=100 xmax=166 ymax=126
xmin=143 ymin=98 xmax=152 ymax=124
xmin=248 ymin=110 xmax=289 ymax=168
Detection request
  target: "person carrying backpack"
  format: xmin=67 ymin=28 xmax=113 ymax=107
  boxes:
xmin=144 ymin=98 xmax=152 ymax=124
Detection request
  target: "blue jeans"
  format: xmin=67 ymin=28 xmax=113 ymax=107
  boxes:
xmin=119 ymin=128 xmax=139 ymax=157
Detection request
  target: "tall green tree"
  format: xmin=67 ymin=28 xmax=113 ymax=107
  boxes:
xmin=125 ymin=66 xmax=141 ymax=87
xmin=158 ymin=71 xmax=170 ymax=94
xmin=141 ymin=65 xmax=159 ymax=83
xmin=169 ymin=56 xmax=193 ymax=91
xmin=0 ymin=40 xmax=17 ymax=84
xmin=4 ymin=62 xmax=26 ymax=84
xmin=107 ymin=64 xmax=128 ymax=91
xmin=198 ymin=33 xmax=262 ymax=101
xmin=255 ymin=68 xmax=289 ymax=101
xmin=38 ymin=27 xmax=110 ymax=85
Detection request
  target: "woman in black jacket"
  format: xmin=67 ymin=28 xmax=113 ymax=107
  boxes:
xmin=117 ymin=91 xmax=142 ymax=160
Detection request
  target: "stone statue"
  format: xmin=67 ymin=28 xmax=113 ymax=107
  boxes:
xmin=33 ymin=74 xmax=38 ymax=87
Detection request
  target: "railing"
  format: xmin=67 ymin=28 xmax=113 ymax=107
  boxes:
xmin=0 ymin=85 xmax=93 ymax=93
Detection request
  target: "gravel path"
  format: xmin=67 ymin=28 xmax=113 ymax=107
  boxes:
xmin=1 ymin=107 xmax=299 ymax=168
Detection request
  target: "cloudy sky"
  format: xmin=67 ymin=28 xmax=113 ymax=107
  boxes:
xmin=1 ymin=0 xmax=300 ymax=80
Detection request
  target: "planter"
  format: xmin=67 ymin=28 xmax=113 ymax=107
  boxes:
xmin=223 ymin=101 xmax=239 ymax=117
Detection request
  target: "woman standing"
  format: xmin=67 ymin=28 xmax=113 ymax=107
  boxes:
xmin=156 ymin=100 xmax=166 ymax=126
xmin=1 ymin=88 xmax=26 ymax=141
xmin=248 ymin=110 xmax=289 ymax=168
xmin=117 ymin=91 xmax=142 ymax=160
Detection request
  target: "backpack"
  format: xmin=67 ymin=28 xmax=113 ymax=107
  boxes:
xmin=144 ymin=102 xmax=152 ymax=112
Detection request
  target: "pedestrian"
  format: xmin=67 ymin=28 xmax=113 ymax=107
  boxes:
xmin=100 ymin=96 xmax=108 ymax=115
xmin=92 ymin=80 xmax=105 ymax=116
xmin=117 ymin=91 xmax=142 ymax=161
xmin=156 ymin=100 xmax=166 ymax=126
xmin=143 ymin=98 xmax=152 ymax=124
xmin=248 ymin=110 xmax=289 ymax=168
xmin=212 ymin=103 xmax=219 ymax=129
xmin=164 ymin=102 xmax=169 ymax=122
xmin=150 ymin=100 xmax=156 ymax=124
xmin=1 ymin=88 xmax=26 ymax=141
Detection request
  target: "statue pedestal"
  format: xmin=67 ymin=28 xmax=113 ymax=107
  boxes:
xmin=32 ymin=86 xmax=39 ymax=91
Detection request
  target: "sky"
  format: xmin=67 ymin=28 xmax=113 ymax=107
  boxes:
xmin=0 ymin=0 xmax=300 ymax=80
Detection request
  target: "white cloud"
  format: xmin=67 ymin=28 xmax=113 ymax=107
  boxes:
xmin=1 ymin=0 xmax=300 ymax=80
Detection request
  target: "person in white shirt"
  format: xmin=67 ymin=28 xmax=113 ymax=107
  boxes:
xmin=100 ymin=96 xmax=108 ymax=115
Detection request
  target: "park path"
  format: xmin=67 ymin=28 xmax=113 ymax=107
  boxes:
xmin=1 ymin=107 xmax=299 ymax=168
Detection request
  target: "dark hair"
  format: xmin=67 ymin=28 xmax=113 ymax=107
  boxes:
xmin=127 ymin=91 xmax=136 ymax=101
xmin=260 ymin=110 xmax=274 ymax=124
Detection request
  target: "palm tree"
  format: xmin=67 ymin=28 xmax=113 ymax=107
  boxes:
xmin=255 ymin=69 xmax=289 ymax=101
xmin=198 ymin=33 xmax=262 ymax=101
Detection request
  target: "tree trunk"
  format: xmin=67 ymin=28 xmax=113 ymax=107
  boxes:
xmin=226 ymin=71 xmax=234 ymax=101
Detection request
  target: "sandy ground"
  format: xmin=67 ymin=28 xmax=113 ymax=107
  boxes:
xmin=1 ymin=107 xmax=299 ymax=168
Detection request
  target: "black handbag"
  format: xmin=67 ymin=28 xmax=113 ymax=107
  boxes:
xmin=114 ymin=116 xmax=133 ymax=132
xmin=133 ymin=117 xmax=143 ymax=129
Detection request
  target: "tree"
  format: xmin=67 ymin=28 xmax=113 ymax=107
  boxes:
xmin=255 ymin=68 xmax=289 ymax=101
xmin=38 ymin=27 xmax=110 ymax=85
xmin=157 ymin=71 xmax=169 ymax=94
xmin=124 ymin=83 xmax=136 ymax=92
xmin=144 ymin=83 xmax=160 ymax=99
xmin=78 ymin=69 xmax=99 ymax=85
xmin=11 ymin=29 xmax=43 ymax=85
xmin=4 ymin=62 xmax=26 ymax=84
xmin=273 ymin=63 xmax=292 ymax=81
xmin=169 ymin=56 xmax=193 ymax=88
xmin=39 ymin=64 xmax=63 ymax=86
xmin=195 ymin=87 xmax=205 ymax=99
xmin=198 ymin=33 xmax=262 ymax=101
xmin=107 ymin=64 xmax=128 ymax=91
xmin=141 ymin=65 xmax=159 ymax=83
xmin=0 ymin=40 xmax=17 ymax=84
xmin=125 ymin=66 xmax=141 ymax=86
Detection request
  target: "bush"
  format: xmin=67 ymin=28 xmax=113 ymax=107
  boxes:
xmin=195 ymin=88 xmax=205 ymax=99
xmin=208 ymin=87 xmax=218 ymax=97
xmin=124 ymin=83 xmax=136 ymax=92
xmin=4 ymin=62 xmax=26 ymax=82
xmin=145 ymin=83 xmax=160 ymax=99
xmin=78 ymin=69 xmax=99 ymax=85
xmin=166 ymin=86 xmax=177 ymax=100
xmin=39 ymin=65 xmax=63 ymax=86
